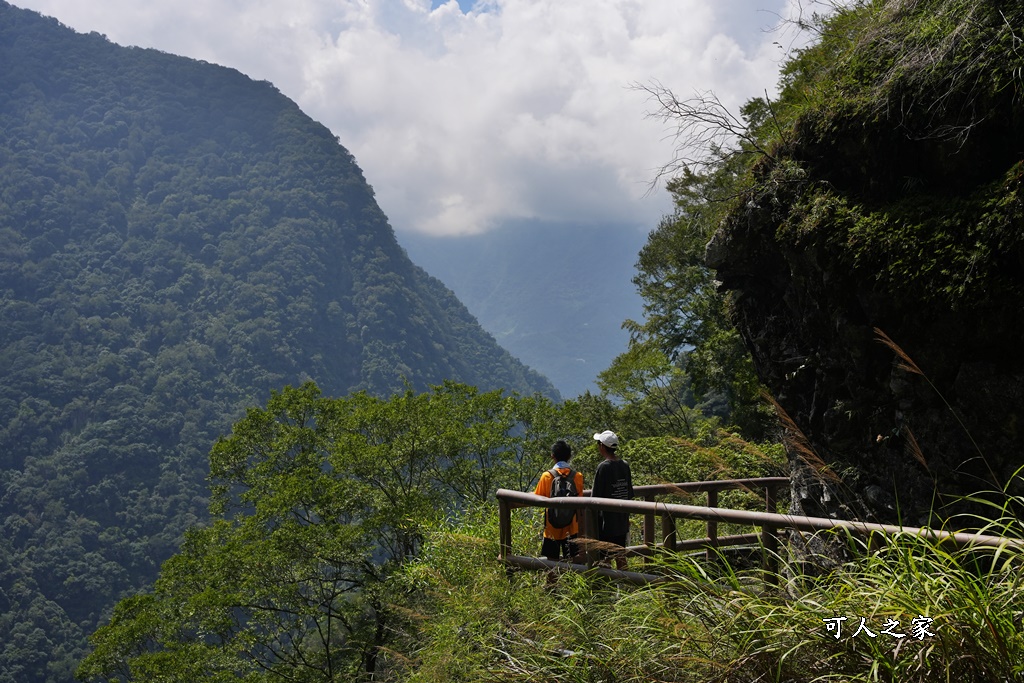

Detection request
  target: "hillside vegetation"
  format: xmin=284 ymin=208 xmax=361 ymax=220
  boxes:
xmin=0 ymin=2 xmax=554 ymax=680
xmin=712 ymin=0 xmax=1024 ymax=528
xmin=6 ymin=0 xmax=1024 ymax=681
xmin=77 ymin=383 xmax=786 ymax=682
xmin=80 ymin=0 xmax=1024 ymax=679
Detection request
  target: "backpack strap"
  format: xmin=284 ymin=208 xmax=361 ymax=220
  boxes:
xmin=549 ymin=466 xmax=575 ymax=482
xmin=548 ymin=466 xmax=573 ymax=493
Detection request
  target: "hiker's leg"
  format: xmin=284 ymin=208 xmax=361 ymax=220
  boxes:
xmin=566 ymin=535 xmax=579 ymax=562
xmin=604 ymin=533 xmax=628 ymax=569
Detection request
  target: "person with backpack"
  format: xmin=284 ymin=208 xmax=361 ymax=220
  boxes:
xmin=533 ymin=440 xmax=584 ymax=562
xmin=591 ymin=430 xmax=633 ymax=569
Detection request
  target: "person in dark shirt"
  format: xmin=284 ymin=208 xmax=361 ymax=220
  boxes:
xmin=590 ymin=430 xmax=633 ymax=569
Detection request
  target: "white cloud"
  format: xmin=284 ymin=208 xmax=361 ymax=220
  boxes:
xmin=13 ymin=0 xmax=805 ymax=236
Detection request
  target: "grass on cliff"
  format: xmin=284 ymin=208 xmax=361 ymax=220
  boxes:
xmin=387 ymin=492 xmax=1024 ymax=683
xmin=777 ymin=0 xmax=1024 ymax=134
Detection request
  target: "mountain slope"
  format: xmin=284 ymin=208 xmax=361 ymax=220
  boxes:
xmin=0 ymin=2 xmax=555 ymax=680
xmin=400 ymin=220 xmax=647 ymax=398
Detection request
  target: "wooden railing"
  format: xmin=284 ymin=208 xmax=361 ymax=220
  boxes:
xmin=496 ymin=477 xmax=1024 ymax=584
xmin=631 ymin=478 xmax=788 ymax=560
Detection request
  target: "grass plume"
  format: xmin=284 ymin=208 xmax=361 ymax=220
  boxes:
xmin=765 ymin=392 xmax=841 ymax=484
xmin=874 ymin=327 xmax=999 ymax=488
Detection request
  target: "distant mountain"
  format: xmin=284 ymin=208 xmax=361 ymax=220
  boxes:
xmin=400 ymin=221 xmax=647 ymax=398
xmin=0 ymin=2 xmax=556 ymax=680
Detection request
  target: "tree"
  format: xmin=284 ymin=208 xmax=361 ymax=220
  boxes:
xmin=78 ymin=384 xmax=386 ymax=681
xmin=77 ymin=381 xmax=569 ymax=682
xmin=596 ymin=341 xmax=699 ymax=438
xmin=618 ymin=156 xmax=776 ymax=439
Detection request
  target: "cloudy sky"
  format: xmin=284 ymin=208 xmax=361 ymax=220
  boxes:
xmin=12 ymin=0 xmax=810 ymax=239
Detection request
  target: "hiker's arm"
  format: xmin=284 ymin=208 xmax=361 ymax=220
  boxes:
xmin=533 ymin=472 xmax=551 ymax=497
xmin=591 ymin=463 xmax=607 ymax=498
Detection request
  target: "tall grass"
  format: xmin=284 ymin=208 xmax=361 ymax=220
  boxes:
xmin=392 ymin=501 xmax=1024 ymax=683
xmin=390 ymin=329 xmax=1024 ymax=682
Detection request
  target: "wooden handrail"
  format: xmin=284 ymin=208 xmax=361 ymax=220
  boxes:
xmin=497 ymin=477 xmax=1024 ymax=577
xmin=627 ymin=477 xmax=790 ymax=497
xmin=499 ymin=477 xmax=789 ymax=572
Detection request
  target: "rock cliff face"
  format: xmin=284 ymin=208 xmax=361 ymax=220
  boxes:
xmin=707 ymin=0 xmax=1024 ymax=528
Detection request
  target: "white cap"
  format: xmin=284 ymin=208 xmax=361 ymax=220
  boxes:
xmin=593 ymin=430 xmax=619 ymax=448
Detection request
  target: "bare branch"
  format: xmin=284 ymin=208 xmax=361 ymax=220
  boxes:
xmin=633 ymin=81 xmax=768 ymax=190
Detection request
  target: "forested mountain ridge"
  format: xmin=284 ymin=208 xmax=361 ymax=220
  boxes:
xmin=0 ymin=2 xmax=556 ymax=680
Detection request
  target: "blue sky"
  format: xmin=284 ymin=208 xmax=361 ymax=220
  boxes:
xmin=13 ymin=0 xmax=810 ymax=238
xmin=431 ymin=0 xmax=477 ymax=11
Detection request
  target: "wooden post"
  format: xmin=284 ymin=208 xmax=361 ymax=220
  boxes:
xmin=585 ymin=507 xmax=601 ymax=567
xmin=643 ymin=493 xmax=656 ymax=547
xmin=705 ymin=488 xmax=718 ymax=562
xmin=498 ymin=498 xmax=512 ymax=561
xmin=766 ymin=483 xmax=779 ymax=514
xmin=762 ymin=485 xmax=779 ymax=585
xmin=576 ymin=498 xmax=587 ymax=538
xmin=642 ymin=493 xmax=656 ymax=567
xmin=661 ymin=510 xmax=676 ymax=553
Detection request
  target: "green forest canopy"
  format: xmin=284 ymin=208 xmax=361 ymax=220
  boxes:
xmin=0 ymin=3 xmax=555 ymax=681
xmin=76 ymin=381 xmax=784 ymax=682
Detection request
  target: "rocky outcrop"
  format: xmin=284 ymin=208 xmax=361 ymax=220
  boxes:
xmin=708 ymin=0 xmax=1024 ymax=527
